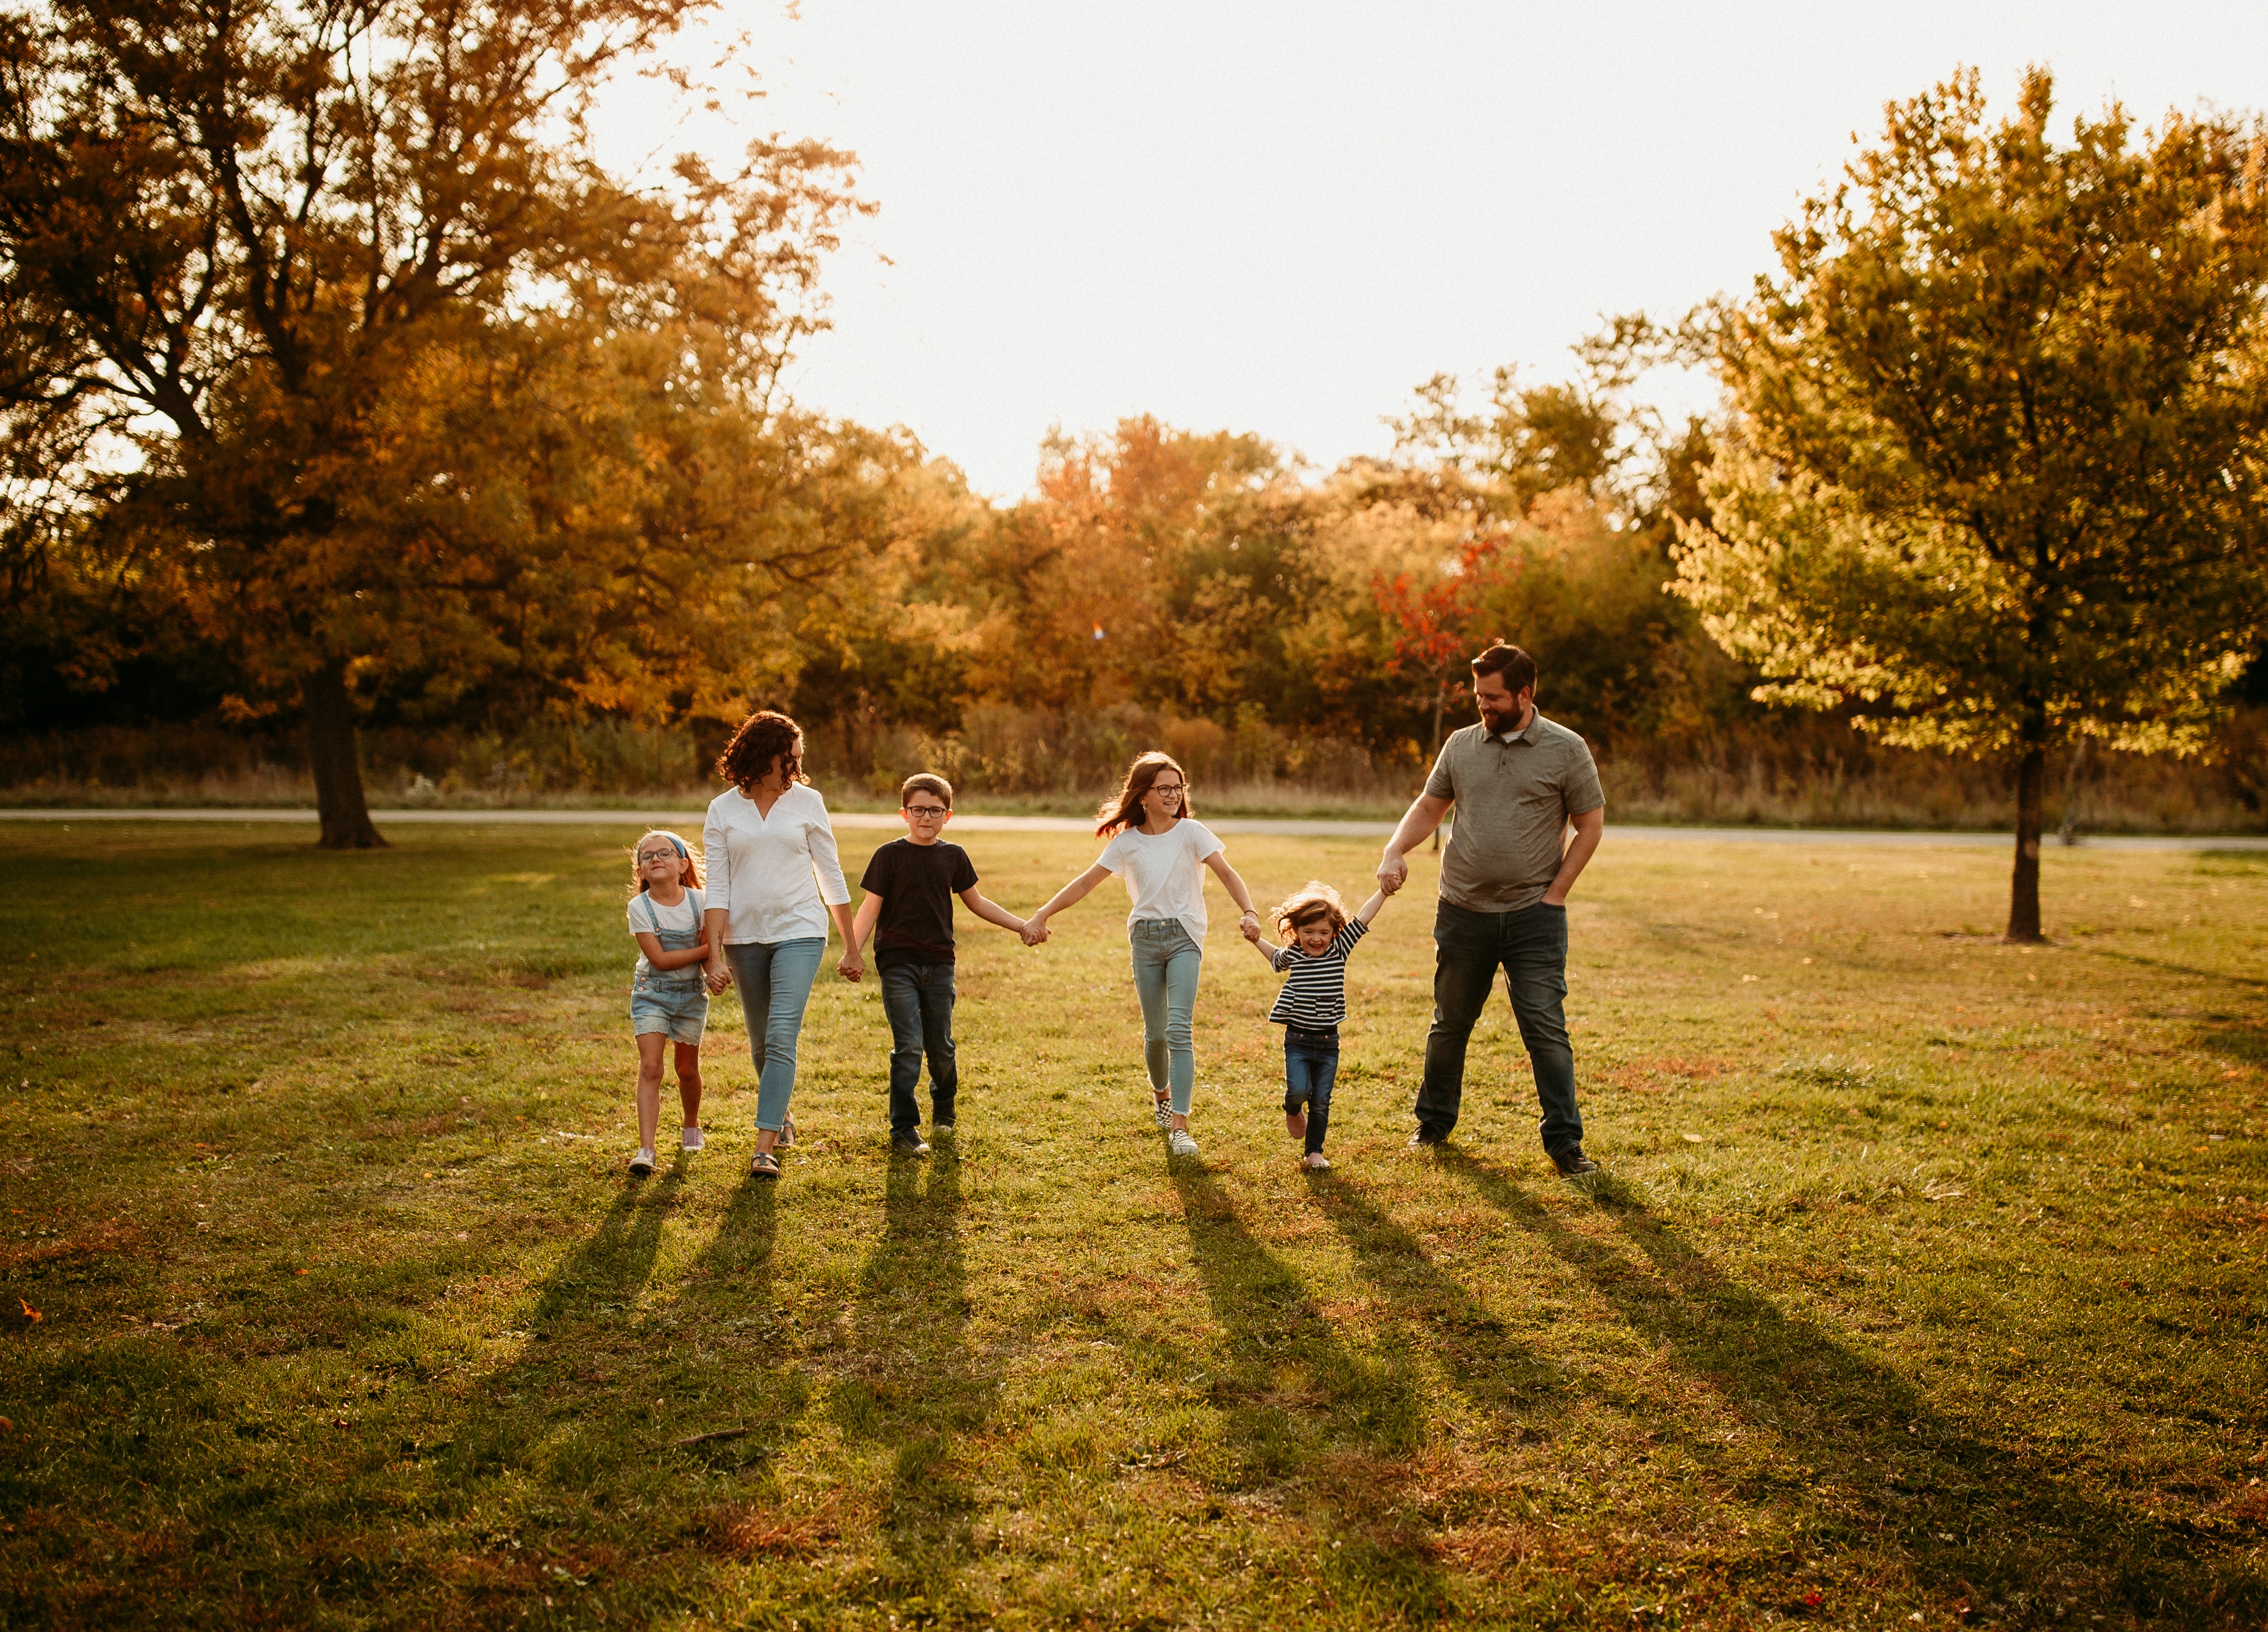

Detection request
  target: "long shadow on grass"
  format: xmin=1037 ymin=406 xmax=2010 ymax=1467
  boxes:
xmin=1320 ymin=1175 xmax=1569 ymax=1424
xmin=444 ymin=1163 xmax=694 ymax=1490
xmin=834 ymin=1150 xmax=992 ymax=1573
xmin=1172 ymin=1163 xmax=1464 ymax=1621
xmin=1440 ymin=1149 xmax=2268 ymax=1627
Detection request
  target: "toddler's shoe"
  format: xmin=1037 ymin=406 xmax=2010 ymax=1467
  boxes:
xmin=628 ymin=1148 xmax=656 ymax=1176
xmin=681 ymin=1125 xmax=705 ymax=1152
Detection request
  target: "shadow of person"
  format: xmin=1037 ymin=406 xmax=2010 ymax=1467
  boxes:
xmin=438 ymin=1163 xmax=693 ymax=1488
xmin=1170 ymin=1162 xmax=1462 ymax=1621
xmin=836 ymin=1149 xmax=988 ymax=1578
xmin=1438 ymin=1148 xmax=2253 ymax=1623
xmin=1319 ymin=1174 xmax=1569 ymax=1427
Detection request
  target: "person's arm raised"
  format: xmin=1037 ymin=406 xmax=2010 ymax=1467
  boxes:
xmin=1378 ymin=792 xmax=1452 ymax=893
xmin=1540 ymin=805 xmax=1603 ymax=906
xmin=1023 ymin=862 xmax=1112 ymax=945
xmin=1202 ymin=849 xmax=1262 ymax=937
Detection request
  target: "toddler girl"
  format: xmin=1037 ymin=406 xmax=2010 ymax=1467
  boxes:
xmin=627 ymin=829 xmax=710 ymax=1175
xmin=1241 ymin=879 xmax=1390 ymax=1170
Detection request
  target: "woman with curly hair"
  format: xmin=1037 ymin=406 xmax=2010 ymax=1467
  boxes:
xmin=701 ymin=709 xmax=857 ymax=1179
xmin=1021 ymin=750 xmax=1261 ymax=1158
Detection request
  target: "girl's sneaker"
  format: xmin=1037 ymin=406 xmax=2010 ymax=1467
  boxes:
xmin=1168 ymin=1128 xmax=1199 ymax=1157
xmin=681 ymin=1126 xmax=705 ymax=1152
xmin=1153 ymin=1096 xmax=1172 ymax=1130
xmin=629 ymin=1148 xmax=656 ymax=1176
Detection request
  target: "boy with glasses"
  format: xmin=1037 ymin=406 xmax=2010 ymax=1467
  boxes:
xmin=845 ymin=774 xmax=1034 ymax=1153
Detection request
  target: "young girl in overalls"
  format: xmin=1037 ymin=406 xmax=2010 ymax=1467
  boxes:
xmin=627 ymin=830 xmax=710 ymax=1175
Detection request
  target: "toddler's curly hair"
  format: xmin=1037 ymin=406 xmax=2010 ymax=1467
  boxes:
xmin=1272 ymin=880 xmax=1348 ymax=940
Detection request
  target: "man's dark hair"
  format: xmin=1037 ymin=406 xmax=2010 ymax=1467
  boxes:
xmin=1470 ymin=642 xmax=1537 ymax=696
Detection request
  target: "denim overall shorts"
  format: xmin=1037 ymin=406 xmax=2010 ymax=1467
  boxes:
xmin=630 ymin=893 xmax=709 ymax=1045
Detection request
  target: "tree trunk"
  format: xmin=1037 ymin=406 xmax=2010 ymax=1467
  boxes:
xmin=2006 ymin=742 xmax=2045 ymax=942
xmin=305 ymin=659 xmax=386 ymax=850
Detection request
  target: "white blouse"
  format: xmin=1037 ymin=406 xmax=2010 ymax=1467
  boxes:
xmin=701 ymin=783 xmax=850 ymax=945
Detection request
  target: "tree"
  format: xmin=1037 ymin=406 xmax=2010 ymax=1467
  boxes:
xmin=1678 ymin=69 xmax=2268 ymax=938
xmin=0 ymin=0 xmax=862 ymax=844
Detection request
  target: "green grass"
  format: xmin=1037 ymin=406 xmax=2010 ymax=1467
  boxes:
xmin=1 ymin=823 xmax=2264 ymax=1629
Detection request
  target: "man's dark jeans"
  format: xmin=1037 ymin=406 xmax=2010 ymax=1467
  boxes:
xmin=1416 ymin=898 xmax=1583 ymax=1158
xmin=881 ymin=961 xmax=957 ymax=1134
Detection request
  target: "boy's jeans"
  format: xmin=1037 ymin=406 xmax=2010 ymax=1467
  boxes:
xmin=1283 ymin=1025 xmax=1339 ymax=1156
xmin=1415 ymin=898 xmax=1584 ymax=1158
xmin=880 ymin=961 xmax=957 ymax=1133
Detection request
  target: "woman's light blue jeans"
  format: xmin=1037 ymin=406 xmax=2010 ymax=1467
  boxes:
xmin=724 ymin=938 xmax=825 ymax=1132
xmin=1129 ymin=919 xmax=1202 ymax=1116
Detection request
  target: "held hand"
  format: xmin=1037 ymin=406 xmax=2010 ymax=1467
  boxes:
xmin=837 ymin=953 xmax=863 ymax=982
xmin=1377 ymin=853 xmax=1409 ymax=894
xmin=704 ymin=959 xmax=732 ymax=994
xmin=1021 ymin=916 xmax=1050 ymax=947
xmin=1240 ymin=916 xmax=1265 ymax=945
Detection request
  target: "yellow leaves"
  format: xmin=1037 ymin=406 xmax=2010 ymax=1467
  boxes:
xmin=18 ymin=1298 xmax=41 ymax=1323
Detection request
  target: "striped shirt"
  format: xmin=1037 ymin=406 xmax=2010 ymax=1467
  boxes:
xmin=1264 ymin=919 xmax=1369 ymax=1027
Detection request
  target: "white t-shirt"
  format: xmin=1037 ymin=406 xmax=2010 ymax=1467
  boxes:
xmin=701 ymin=783 xmax=851 ymax=944
xmin=627 ymin=887 xmax=706 ymax=976
xmin=1096 ymin=818 xmax=1225 ymax=942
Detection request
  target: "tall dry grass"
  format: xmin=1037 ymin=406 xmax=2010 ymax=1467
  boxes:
xmin=2 ymin=706 xmax=2263 ymax=834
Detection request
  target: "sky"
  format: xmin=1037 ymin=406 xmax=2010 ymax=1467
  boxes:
xmin=590 ymin=2 xmax=2268 ymax=500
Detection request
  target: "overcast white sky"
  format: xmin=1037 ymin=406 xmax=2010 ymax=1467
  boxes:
xmin=592 ymin=2 xmax=2268 ymax=499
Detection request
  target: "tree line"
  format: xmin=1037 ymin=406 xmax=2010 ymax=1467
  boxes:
xmin=4 ymin=3 xmax=2265 ymax=936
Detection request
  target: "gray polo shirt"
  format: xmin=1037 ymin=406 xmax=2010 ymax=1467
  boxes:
xmin=1423 ymin=712 xmax=1605 ymax=912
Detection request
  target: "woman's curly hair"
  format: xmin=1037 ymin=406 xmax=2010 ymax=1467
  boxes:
xmin=716 ymin=710 xmax=807 ymax=791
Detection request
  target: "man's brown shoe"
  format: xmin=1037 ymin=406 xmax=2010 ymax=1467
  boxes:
xmin=1553 ymin=1153 xmax=1600 ymax=1177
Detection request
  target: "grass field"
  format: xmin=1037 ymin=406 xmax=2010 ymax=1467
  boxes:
xmin=1 ymin=821 xmax=2264 ymax=1630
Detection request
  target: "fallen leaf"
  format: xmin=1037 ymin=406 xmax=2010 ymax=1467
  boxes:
xmin=18 ymin=1299 xmax=41 ymax=1323
xmin=294 ymin=1269 xmax=308 ymax=1277
xmin=0 ymin=1415 xmax=12 ymax=1431
xmin=1683 ymin=1133 xmax=1704 ymax=1144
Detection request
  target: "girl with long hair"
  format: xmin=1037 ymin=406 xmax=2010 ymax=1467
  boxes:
xmin=1022 ymin=751 xmax=1260 ymax=1157
xmin=701 ymin=709 xmax=858 ymax=1179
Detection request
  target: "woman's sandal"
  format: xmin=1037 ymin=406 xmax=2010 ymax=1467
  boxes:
xmin=750 ymin=1150 xmax=781 ymax=1179
xmin=776 ymin=1114 xmax=796 ymax=1149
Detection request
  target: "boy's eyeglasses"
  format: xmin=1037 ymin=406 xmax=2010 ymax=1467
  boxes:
xmin=903 ymin=805 xmax=949 ymax=820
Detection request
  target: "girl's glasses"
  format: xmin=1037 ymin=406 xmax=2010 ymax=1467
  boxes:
xmin=636 ymin=848 xmax=679 ymax=866
xmin=1148 ymin=784 xmax=1185 ymax=797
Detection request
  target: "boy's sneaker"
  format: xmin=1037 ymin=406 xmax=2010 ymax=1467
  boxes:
xmin=932 ymin=1121 xmax=955 ymax=1135
xmin=1153 ymin=1098 xmax=1172 ymax=1130
xmin=1301 ymin=1152 xmax=1331 ymax=1171
xmin=628 ymin=1148 xmax=656 ymax=1176
xmin=892 ymin=1132 xmax=931 ymax=1156
xmin=681 ymin=1126 xmax=705 ymax=1152
xmin=1167 ymin=1128 xmax=1199 ymax=1157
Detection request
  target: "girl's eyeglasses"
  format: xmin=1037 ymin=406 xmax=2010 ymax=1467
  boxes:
xmin=1148 ymin=784 xmax=1185 ymax=797
xmin=636 ymin=848 xmax=680 ymax=866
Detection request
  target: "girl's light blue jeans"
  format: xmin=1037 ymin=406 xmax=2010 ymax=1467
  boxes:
xmin=1129 ymin=919 xmax=1202 ymax=1116
xmin=724 ymin=938 xmax=825 ymax=1132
